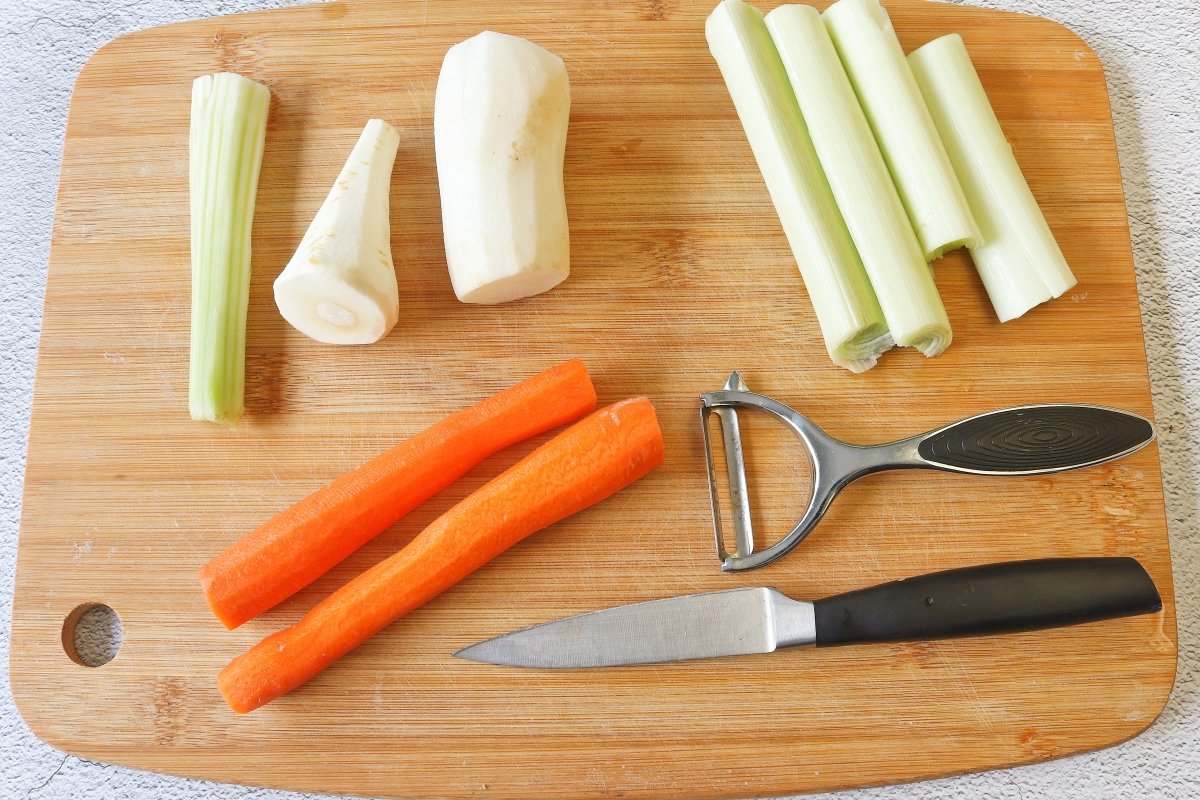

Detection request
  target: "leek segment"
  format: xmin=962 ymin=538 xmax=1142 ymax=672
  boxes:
xmin=823 ymin=0 xmax=980 ymax=262
xmin=766 ymin=5 xmax=951 ymax=357
xmin=188 ymin=72 xmax=270 ymax=423
xmin=706 ymin=0 xmax=892 ymax=373
xmin=909 ymin=35 xmax=1077 ymax=322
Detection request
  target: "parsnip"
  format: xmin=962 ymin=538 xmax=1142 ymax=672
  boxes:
xmin=274 ymin=119 xmax=401 ymax=345
xmin=434 ymin=31 xmax=571 ymax=304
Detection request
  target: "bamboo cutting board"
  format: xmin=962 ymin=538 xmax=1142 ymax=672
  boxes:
xmin=11 ymin=0 xmax=1177 ymax=797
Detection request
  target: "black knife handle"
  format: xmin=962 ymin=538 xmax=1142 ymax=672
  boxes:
xmin=915 ymin=405 xmax=1154 ymax=475
xmin=813 ymin=558 xmax=1161 ymax=647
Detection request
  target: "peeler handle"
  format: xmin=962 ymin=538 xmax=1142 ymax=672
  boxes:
xmin=913 ymin=404 xmax=1154 ymax=475
xmin=813 ymin=558 xmax=1161 ymax=647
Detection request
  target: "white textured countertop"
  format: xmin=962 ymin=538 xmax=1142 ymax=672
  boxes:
xmin=1 ymin=0 xmax=1197 ymax=798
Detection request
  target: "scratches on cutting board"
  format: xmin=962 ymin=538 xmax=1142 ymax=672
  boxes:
xmin=210 ymin=29 xmax=265 ymax=78
xmin=72 ymin=537 xmax=93 ymax=563
xmin=935 ymin=640 xmax=1002 ymax=740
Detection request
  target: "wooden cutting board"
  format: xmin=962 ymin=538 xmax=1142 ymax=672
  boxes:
xmin=11 ymin=0 xmax=1177 ymax=797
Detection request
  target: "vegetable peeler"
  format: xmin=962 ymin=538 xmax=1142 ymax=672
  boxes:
xmin=701 ymin=373 xmax=1156 ymax=571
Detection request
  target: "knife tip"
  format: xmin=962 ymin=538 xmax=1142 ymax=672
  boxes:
xmin=452 ymin=641 xmax=496 ymax=664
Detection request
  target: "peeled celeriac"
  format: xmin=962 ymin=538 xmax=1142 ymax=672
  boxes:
xmin=274 ymin=119 xmax=401 ymax=345
xmin=823 ymin=0 xmax=979 ymax=262
xmin=189 ymin=72 xmax=270 ymax=424
xmin=706 ymin=0 xmax=892 ymax=373
xmin=909 ymin=34 xmax=1077 ymax=322
xmin=766 ymin=4 xmax=951 ymax=357
xmin=434 ymin=31 xmax=571 ymax=304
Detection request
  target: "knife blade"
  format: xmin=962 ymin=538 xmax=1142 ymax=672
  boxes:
xmin=454 ymin=558 xmax=1161 ymax=668
xmin=455 ymin=587 xmax=815 ymax=668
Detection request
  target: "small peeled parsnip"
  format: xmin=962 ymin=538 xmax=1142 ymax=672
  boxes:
xmin=434 ymin=31 xmax=571 ymax=304
xmin=274 ymin=119 xmax=401 ymax=344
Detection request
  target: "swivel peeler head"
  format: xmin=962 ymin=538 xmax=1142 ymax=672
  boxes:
xmin=699 ymin=373 xmax=850 ymax=572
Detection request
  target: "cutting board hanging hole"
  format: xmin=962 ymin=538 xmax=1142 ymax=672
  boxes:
xmin=61 ymin=603 xmax=123 ymax=667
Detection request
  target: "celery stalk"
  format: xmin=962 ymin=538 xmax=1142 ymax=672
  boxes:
xmin=706 ymin=0 xmax=892 ymax=373
xmin=908 ymin=35 xmax=1077 ymax=322
xmin=823 ymin=0 xmax=980 ymax=262
xmin=766 ymin=4 xmax=951 ymax=357
xmin=188 ymin=72 xmax=270 ymax=423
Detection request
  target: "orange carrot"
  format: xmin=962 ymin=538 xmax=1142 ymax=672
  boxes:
xmin=218 ymin=397 xmax=664 ymax=712
xmin=198 ymin=359 xmax=597 ymax=630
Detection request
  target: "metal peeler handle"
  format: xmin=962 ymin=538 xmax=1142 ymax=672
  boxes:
xmin=909 ymin=404 xmax=1156 ymax=475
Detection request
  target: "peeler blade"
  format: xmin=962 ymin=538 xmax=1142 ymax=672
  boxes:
xmin=703 ymin=372 xmax=756 ymax=563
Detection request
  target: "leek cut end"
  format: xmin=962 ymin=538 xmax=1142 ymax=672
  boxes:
xmin=926 ymin=232 xmax=980 ymax=263
xmin=989 ymin=270 xmax=1077 ymax=323
xmin=831 ymin=324 xmax=894 ymax=373
xmin=908 ymin=324 xmax=953 ymax=358
xmin=189 ymin=393 xmax=243 ymax=426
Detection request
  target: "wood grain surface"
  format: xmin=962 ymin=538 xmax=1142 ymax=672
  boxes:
xmin=10 ymin=0 xmax=1176 ymax=797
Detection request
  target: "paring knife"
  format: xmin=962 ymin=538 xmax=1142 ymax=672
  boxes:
xmin=454 ymin=558 xmax=1162 ymax=668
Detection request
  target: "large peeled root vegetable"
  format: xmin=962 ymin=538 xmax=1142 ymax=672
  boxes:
xmin=274 ymin=119 xmax=401 ymax=344
xmin=434 ymin=31 xmax=571 ymax=304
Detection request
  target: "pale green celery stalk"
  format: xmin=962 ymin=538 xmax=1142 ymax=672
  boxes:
xmin=823 ymin=0 xmax=979 ymax=261
xmin=909 ymin=35 xmax=1077 ymax=322
xmin=189 ymin=72 xmax=270 ymax=423
xmin=706 ymin=0 xmax=892 ymax=373
xmin=766 ymin=4 xmax=951 ymax=357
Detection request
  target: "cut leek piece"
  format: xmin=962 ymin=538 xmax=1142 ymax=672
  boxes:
xmin=766 ymin=4 xmax=951 ymax=357
xmin=188 ymin=72 xmax=270 ymax=424
xmin=823 ymin=0 xmax=979 ymax=261
xmin=274 ymin=119 xmax=401 ymax=344
xmin=706 ymin=0 xmax=892 ymax=373
xmin=909 ymin=34 xmax=1077 ymax=322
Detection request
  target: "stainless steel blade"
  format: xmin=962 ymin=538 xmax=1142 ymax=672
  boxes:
xmin=453 ymin=587 xmax=816 ymax=668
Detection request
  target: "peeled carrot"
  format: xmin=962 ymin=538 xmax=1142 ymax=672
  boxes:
xmin=218 ymin=397 xmax=664 ymax=712
xmin=198 ymin=359 xmax=597 ymax=629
